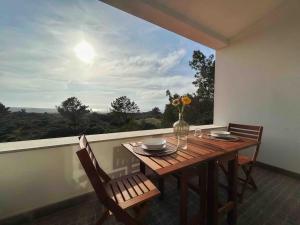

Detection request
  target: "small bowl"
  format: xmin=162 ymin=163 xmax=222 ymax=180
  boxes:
xmin=141 ymin=144 xmax=166 ymax=151
xmin=143 ymin=138 xmax=166 ymax=148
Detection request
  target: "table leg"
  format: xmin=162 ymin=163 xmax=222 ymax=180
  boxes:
xmin=180 ymin=171 xmax=188 ymax=225
xmin=227 ymin=154 xmax=238 ymax=225
xmin=185 ymin=165 xmax=208 ymax=225
xmin=199 ymin=164 xmax=208 ymax=225
xmin=207 ymin=160 xmax=218 ymax=225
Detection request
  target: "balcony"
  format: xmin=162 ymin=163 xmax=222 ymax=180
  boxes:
xmin=1 ymin=126 xmax=299 ymax=225
xmin=1 ymin=0 xmax=300 ymax=225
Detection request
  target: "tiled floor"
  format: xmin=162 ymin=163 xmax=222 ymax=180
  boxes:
xmin=21 ymin=167 xmax=300 ymax=225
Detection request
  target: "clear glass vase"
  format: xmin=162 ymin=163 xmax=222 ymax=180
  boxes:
xmin=173 ymin=113 xmax=189 ymax=149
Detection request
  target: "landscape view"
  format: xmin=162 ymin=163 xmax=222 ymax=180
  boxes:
xmin=0 ymin=0 xmax=215 ymax=142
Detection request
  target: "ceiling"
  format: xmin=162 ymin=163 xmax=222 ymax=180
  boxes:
xmin=100 ymin=0 xmax=285 ymax=49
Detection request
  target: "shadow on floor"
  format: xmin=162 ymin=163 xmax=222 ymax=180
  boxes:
xmin=20 ymin=167 xmax=300 ymax=225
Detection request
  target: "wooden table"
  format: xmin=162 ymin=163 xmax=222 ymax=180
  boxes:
xmin=122 ymin=135 xmax=258 ymax=225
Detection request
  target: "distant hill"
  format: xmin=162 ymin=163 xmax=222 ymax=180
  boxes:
xmin=9 ymin=107 xmax=58 ymax=114
xmin=8 ymin=107 xmax=158 ymax=115
xmin=8 ymin=107 xmax=155 ymax=114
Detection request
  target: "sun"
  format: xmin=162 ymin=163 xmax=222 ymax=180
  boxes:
xmin=74 ymin=40 xmax=96 ymax=64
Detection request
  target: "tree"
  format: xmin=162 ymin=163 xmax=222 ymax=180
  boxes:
xmin=151 ymin=107 xmax=160 ymax=114
xmin=189 ymin=51 xmax=215 ymax=100
xmin=162 ymin=90 xmax=180 ymax=127
xmin=110 ymin=96 xmax=140 ymax=122
xmin=0 ymin=102 xmax=10 ymax=115
xmin=187 ymin=50 xmax=215 ymax=124
xmin=151 ymin=107 xmax=162 ymax=118
xmin=184 ymin=94 xmax=214 ymax=124
xmin=163 ymin=50 xmax=216 ymax=126
xmin=57 ymin=97 xmax=90 ymax=132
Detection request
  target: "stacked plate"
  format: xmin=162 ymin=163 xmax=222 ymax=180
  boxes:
xmin=210 ymin=131 xmax=231 ymax=138
xmin=210 ymin=131 xmax=239 ymax=141
xmin=141 ymin=138 xmax=166 ymax=151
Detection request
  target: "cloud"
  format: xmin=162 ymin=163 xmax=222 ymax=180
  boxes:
xmin=0 ymin=0 xmax=213 ymax=111
xmin=158 ymin=49 xmax=186 ymax=72
xmin=93 ymin=49 xmax=186 ymax=80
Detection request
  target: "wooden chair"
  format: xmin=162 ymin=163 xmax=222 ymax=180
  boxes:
xmin=219 ymin=123 xmax=263 ymax=202
xmin=77 ymin=135 xmax=160 ymax=225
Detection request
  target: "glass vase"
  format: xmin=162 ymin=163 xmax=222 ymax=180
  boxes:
xmin=173 ymin=113 xmax=189 ymax=149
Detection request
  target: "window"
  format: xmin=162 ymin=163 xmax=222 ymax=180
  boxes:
xmin=0 ymin=0 xmax=215 ymax=142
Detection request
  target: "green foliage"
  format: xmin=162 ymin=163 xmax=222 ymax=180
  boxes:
xmin=57 ymin=97 xmax=90 ymax=132
xmin=136 ymin=117 xmax=161 ymax=128
xmin=150 ymin=107 xmax=162 ymax=118
xmin=20 ymin=108 xmax=26 ymax=113
xmin=162 ymin=104 xmax=177 ymax=127
xmin=110 ymin=96 xmax=140 ymax=122
xmin=162 ymin=93 xmax=213 ymax=126
xmin=162 ymin=50 xmax=215 ymax=126
xmin=0 ymin=110 xmax=164 ymax=143
xmin=85 ymin=112 xmax=111 ymax=134
xmin=184 ymin=96 xmax=213 ymax=124
xmin=0 ymin=112 xmax=69 ymax=141
xmin=139 ymin=120 xmax=158 ymax=130
xmin=162 ymin=90 xmax=180 ymax=127
xmin=115 ymin=117 xmax=161 ymax=132
xmin=189 ymin=51 xmax=215 ymax=100
xmin=0 ymin=102 xmax=10 ymax=115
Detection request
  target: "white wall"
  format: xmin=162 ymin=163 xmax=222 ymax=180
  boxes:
xmin=214 ymin=0 xmax=300 ymax=174
xmin=0 ymin=138 xmax=140 ymax=220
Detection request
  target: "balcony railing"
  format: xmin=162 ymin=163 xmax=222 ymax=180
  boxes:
xmin=0 ymin=124 xmax=224 ymax=221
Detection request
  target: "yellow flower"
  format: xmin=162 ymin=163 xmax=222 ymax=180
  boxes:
xmin=181 ymin=96 xmax=191 ymax=105
xmin=172 ymin=98 xmax=180 ymax=106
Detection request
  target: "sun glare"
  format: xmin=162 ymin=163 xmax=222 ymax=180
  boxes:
xmin=74 ymin=40 xmax=96 ymax=64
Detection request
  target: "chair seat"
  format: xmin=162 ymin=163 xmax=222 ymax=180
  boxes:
xmin=238 ymin=155 xmax=252 ymax=165
xmin=105 ymin=172 xmax=160 ymax=209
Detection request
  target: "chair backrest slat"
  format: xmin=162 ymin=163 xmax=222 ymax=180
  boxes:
xmin=228 ymin=123 xmax=263 ymax=161
xmin=76 ymin=149 xmax=109 ymax=201
xmin=79 ymin=135 xmax=111 ymax=182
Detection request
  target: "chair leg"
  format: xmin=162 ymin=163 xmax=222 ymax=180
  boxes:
xmin=237 ymin=177 xmax=256 ymax=190
xmin=158 ymin=178 xmax=165 ymax=200
xmin=227 ymin=157 xmax=238 ymax=225
xmin=199 ymin=165 xmax=207 ymax=225
xmin=219 ymin=163 xmax=228 ymax=176
xmin=241 ymin=165 xmax=257 ymax=189
xmin=96 ymin=210 xmax=110 ymax=225
xmin=248 ymin=173 xmax=258 ymax=190
xmin=239 ymin=165 xmax=254 ymax=203
xmin=218 ymin=162 xmax=230 ymax=192
xmin=219 ymin=162 xmax=230 ymax=182
xmin=220 ymin=160 xmax=258 ymax=203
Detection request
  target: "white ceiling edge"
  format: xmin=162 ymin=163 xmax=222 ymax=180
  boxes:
xmin=230 ymin=0 xmax=289 ymax=44
xmin=99 ymin=0 xmax=291 ymax=50
xmin=100 ymin=0 xmax=228 ymax=49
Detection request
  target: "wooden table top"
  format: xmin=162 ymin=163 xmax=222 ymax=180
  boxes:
xmin=122 ymin=135 xmax=257 ymax=176
xmin=188 ymin=135 xmax=258 ymax=152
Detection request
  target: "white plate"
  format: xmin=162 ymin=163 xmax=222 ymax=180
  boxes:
xmin=141 ymin=144 xmax=166 ymax=151
xmin=143 ymin=138 xmax=166 ymax=149
xmin=210 ymin=131 xmax=231 ymax=137
xmin=211 ymin=135 xmax=240 ymax=141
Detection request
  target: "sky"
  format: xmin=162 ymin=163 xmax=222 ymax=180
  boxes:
xmin=0 ymin=0 xmax=215 ymax=112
